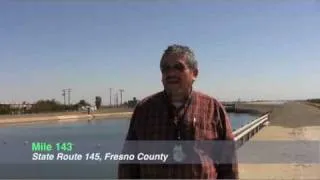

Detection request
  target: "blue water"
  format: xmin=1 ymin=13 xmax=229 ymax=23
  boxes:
xmin=0 ymin=113 xmax=258 ymax=179
xmin=0 ymin=113 xmax=257 ymax=136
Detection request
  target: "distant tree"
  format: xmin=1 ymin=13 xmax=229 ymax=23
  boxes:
xmin=127 ymin=97 xmax=138 ymax=108
xmin=133 ymin=97 xmax=137 ymax=105
xmin=95 ymin=96 xmax=102 ymax=109
xmin=307 ymin=98 xmax=320 ymax=104
xmin=123 ymin=101 xmax=128 ymax=107
xmin=31 ymin=99 xmax=65 ymax=113
xmin=78 ymin=99 xmax=90 ymax=106
xmin=0 ymin=104 xmax=10 ymax=115
xmin=75 ymin=99 xmax=90 ymax=109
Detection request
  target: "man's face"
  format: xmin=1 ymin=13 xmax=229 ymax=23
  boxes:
xmin=161 ymin=54 xmax=198 ymax=96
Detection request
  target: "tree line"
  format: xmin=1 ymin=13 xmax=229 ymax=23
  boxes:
xmin=307 ymin=98 xmax=320 ymax=104
xmin=0 ymin=96 xmax=139 ymax=115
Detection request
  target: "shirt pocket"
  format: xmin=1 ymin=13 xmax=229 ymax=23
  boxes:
xmin=142 ymin=114 xmax=171 ymax=140
xmin=193 ymin=117 xmax=218 ymax=140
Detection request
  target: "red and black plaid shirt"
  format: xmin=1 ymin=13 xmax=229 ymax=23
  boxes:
xmin=118 ymin=90 xmax=239 ymax=179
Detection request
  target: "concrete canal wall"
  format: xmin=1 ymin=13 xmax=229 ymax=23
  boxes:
xmin=225 ymin=102 xmax=283 ymax=115
xmin=0 ymin=112 xmax=133 ymax=126
xmin=0 ymin=102 xmax=282 ymax=126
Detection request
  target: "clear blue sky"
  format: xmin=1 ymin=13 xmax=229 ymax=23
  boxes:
xmin=1 ymin=0 xmax=320 ymax=105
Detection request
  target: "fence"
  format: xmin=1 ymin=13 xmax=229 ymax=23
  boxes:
xmin=233 ymin=113 xmax=269 ymax=148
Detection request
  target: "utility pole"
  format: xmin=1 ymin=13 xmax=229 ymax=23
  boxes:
xmin=62 ymin=89 xmax=66 ymax=106
xmin=67 ymin=88 xmax=71 ymax=105
xmin=119 ymin=89 xmax=124 ymax=106
xmin=62 ymin=88 xmax=71 ymax=107
xmin=114 ymin=93 xmax=118 ymax=107
xmin=109 ymin=88 xmax=113 ymax=107
xmin=116 ymin=93 xmax=119 ymax=107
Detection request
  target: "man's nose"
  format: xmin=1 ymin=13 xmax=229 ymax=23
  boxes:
xmin=164 ymin=69 xmax=178 ymax=77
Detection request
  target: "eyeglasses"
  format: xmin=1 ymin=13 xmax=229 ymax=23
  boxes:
xmin=161 ymin=62 xmax=187 ymax=73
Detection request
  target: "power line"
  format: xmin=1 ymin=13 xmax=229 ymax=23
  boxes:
xmin=62 ymin=88 xmax=71 ymax=106
xmin=62 ymin=89 xmax=66 ymax=106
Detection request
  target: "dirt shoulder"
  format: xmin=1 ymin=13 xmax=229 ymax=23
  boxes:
xmin=268 ymin=101 xmax=320 ymax=128
xmin=306 ymin=102 xmax=320 ymax=110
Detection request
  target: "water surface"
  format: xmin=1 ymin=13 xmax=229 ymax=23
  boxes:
xmin=0 ymin=113 xmax=258 ymax=179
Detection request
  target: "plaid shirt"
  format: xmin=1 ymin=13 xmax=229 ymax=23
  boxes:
xmin=118 ymin=90 xmax=239 ymax=179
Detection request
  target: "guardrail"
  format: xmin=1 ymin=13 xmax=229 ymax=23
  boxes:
xmin=233 ymin=113 xmax=269 ymax=148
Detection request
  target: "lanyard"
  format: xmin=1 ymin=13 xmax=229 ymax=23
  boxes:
xmin=171 ymin=98 xmax=192 ymax=140
xmin=163 ymin=90 xmax=193 ymax=140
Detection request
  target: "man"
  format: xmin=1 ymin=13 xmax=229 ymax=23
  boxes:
xmin=118 ymin=44 xmax=239 ymax=179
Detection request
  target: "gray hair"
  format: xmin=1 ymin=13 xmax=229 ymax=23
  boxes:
xmin=160 ymin=44 xmax=198 ymax=70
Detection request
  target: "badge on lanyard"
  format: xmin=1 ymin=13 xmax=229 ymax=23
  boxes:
xmin=171 ymin=100 xmax=190 ymax=162
xmin=173 ymin=144 xmax=186 ymax=162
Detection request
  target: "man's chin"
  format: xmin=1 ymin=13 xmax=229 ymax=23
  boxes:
xmin=164 ymin=86 xmax=182 ymax=94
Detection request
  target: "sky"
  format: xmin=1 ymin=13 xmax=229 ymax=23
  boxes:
xmin=0 ymin=0 xmax=320 ymax=105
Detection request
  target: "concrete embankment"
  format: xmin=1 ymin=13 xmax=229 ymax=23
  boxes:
xmin=239 ymin=102 xmax=320 ymax=180
xmin=224 ymin=101 xmax=283 ymax=117
xmin=233 ymin=102 xmax=283 ymax=115
xmin=0 ymin=112 xmax=133 ymax=126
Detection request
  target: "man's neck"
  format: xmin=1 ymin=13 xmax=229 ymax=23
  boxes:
xmin=171 ymin=94 xmax=185 ymax=103
xmin=166 ymin=88 xmax=192 ymax=104
xmin=172 ymin=101 xmax=183 ymax=108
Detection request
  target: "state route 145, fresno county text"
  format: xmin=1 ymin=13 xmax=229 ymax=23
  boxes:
xmin=32 ymin=152 xmax=169 ymax=162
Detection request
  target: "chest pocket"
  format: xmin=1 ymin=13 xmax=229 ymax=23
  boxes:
xmin=193 ymin=115 xmax=219 ymax=140
xmin=139 ymin=111 xmax=174 ymax=140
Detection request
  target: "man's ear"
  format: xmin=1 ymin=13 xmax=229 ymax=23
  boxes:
xmin=193 ymin=68 xmax=198 ymax=80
